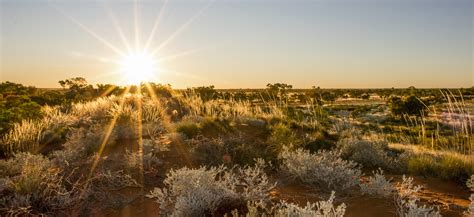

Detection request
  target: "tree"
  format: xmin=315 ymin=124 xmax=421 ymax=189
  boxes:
xmin=389 ymin=95 xmax=427 ymax=117
xmin=58 ymin=77 xmax=94 ymax=102
xmin=187 ymin=85 xmax=218 ymax=101
xmin=266 ymin=83 xmax=293 ymax=101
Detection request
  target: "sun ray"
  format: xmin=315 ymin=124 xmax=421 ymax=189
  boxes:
xmin=52 ymin=5 xmax=126 ymax=57
xmin=134 ymin=0 xmax=141 ymax=50
xmin=144 ymin=82 xmax=160 ymax=102
xmin=70 ymin=51 xmax=119 ymax=64
xmin=87 ymin=86 xmax=131 ymax=180
xmin=144 ymin=0 xmax=169 ymax=51
xmin=100 ymin=84 xmax=120 ymax=97
xmin=135 ymin=87 xmax=145 ymax=187
xmin=103 ymin=1 xmax=133 ymax=53
xmin=156 ymin=48 xmax=201 ymax=63
xmin=150 ymin=0 xmax=215 ymax=55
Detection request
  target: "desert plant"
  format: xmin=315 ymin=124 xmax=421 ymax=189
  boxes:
xmin=338 ymin=138 xmax=393 ymax=170
xmin=0 ymin=153 xmax=85 ymax=215
xmin=147 ymin=160 xmax=275 ymax=216
xmin=279 ymin=147 xmax=362 ymax=190
xmin=393 ymin=176 xmax=440 ymax=217
xmin=228 ymin=191 xmax=346 ymax=217
xmin=360 ymin=169 xmax=394 ymax=197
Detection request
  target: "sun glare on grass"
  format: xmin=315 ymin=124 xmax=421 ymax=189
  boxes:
xmin=120 ymin=52 xmax=156 ymax=85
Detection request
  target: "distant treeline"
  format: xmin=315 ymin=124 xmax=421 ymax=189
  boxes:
xmin=1 ymin=78 xmax=473 ymax=135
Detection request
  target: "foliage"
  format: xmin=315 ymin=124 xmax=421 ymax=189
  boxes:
xmin=360 ymin=169 xmax=394 ymax=197
xmin=266 ymin=83 xmax=293 ymax=101
xmin=0 ymin=153 xmax=84 ymax=215
xmin=338 ymin=138 xmax=394 ymax=170
xmin=389 ymin=95 xmax=428 ymax=117
xmin=393 ymin=176 xmax=441 ymax=217
xmin=59 ymin=77 xmax=95 ymax=102
xmin=279 ymin=147 xmax=362 ymax=190
xmin=147 ymin=159 xmax=275 ymax=216
xmin=186 ymin=85 xmax=219 ymax=101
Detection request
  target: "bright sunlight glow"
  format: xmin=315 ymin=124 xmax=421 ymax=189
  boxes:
xmin=120 ymin=52 xmax=156 ymax=85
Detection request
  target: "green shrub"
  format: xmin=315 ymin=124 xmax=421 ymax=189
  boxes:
xmin=438 ymin=155 xmax=472 ymax=183
xmin=190 ymin=136 xmax=278 ymax=166
xmin=267 ymin=123 xmax=298 ymax=150
xmin=303 ymin=130 xmax=337 ymax=152
xmin=175 ymin=121 xmax=201 ymax=139
xmin=407 ymin=154 xmax=439 ymax=176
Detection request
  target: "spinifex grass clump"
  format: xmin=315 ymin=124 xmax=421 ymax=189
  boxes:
xmin=0 ymin=106 xmax=72 ymax=156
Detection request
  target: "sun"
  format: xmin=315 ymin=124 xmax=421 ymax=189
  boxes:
xmin=119 ymin=52 xmax=156 ymax=85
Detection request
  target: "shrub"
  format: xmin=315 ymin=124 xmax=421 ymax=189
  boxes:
xmin=302 ymin=130 xmax=337 ymax=152
xmin=279 ymin=147 xmax=362 ymax=190
xmin=267 ymin=123 xmax=298 ymax=151
xmin=403 ymin=152 xmax=473 ymax=183
xmin=272 ymin=192 xmax=345 ymax=217
xmin=389 ymin=95 xmax=428 ymax=117
xmin=0 ymin=153 xmax=84 ymax=215
xmin=438 ymin=155 xmax=471 ymax=183
xmin=124 ymin=149 xmax=162 ymax=176
xmin=360 ymin=169 xmax=394 ymax=197
xmin=393 ymin=176 xmax=441 ymax=217
xmin=406 ymin=154 xmax=438 ymax=177
xmin=147 ymin=160 xmax=275 ymax=216
xmin=189 ymin=136 xmax=277 ymax=166
xmin=175 ymin=120 xmax=201 ymax=139
xmin=338 ymin=138 xmax=393 ymax=170
xmin=232 ymin=191 xmax=345 ymax=217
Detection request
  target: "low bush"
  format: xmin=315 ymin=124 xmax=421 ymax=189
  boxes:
xmin=393 ymin=176 xmax=441 ymax=217
xmin=267 ymin=123 xmax=299 ymax=152
xmin=279 ymin=147 xmax=362 ymax=191
xmin=403 ymin=152 xmax=473 ymax=183
xmin=147 ymin=159 xmax=275 ymax=216
xmin=338 ymin=138 xmax=394 ymax=170
xmin=189 ymin=135 xmax=278 ymax=166
xmin=175 ymin=120 xmax=201 ymax=139
xmin=0 ymin=153 xmax=84 ymax=215
xmin=406 ymin=154 xmax=439 ymax=177
xmin=235 ymin=191 xmax=345 ymax=217
xmin=360 ymin=169 xmax=394 ymax=197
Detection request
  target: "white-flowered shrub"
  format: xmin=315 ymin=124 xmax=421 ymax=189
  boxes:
xmin=227 ymin=191 xmax=346 ymax=217
xmin=394 ymin=176 xmax=441 ymax=217
xmin=338 ymin=138 xmax=393 ymax=170
xmin=279 ymin=147 xmax=362 ymax=190
xmin=360 ymin=168 xmax=394 ymax=197
xmin=273 ymin=192 xmax=346 ymax=217
xmin=0 ymin=153 xmax=84 ymax=215
xmin=147 ymin=159 xmax=275 ymax=216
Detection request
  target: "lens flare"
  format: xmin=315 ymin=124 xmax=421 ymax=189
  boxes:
xmin=120 ymin=52 xmax=156 ymax=85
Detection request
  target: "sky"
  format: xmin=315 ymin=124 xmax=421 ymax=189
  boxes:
xmin=0 ymin=0 xmax=472 ymax=88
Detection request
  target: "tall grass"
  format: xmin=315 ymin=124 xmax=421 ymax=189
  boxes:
xmin=1 ymin=106 xmax=71 ymax=155
xmin=0 ymin=94 xmax=165 ymax=155
xmin=402 ymin=91 xmax=473 ymax=155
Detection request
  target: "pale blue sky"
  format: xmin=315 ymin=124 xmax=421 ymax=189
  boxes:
xmin=1 ymin=0 xmax=472 ymax=88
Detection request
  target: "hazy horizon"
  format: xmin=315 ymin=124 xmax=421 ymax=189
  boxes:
xmin=1 ymin=0 xmax=473 ymax=88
